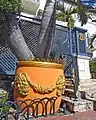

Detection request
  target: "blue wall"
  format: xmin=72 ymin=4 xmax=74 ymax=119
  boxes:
xmin=81 ymin=0 xmax=96 ymax=7
xmin=51 ymin=26 xmax=87 ymax=57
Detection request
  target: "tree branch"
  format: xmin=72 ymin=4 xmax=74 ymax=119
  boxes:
xmin=89 ymin=33 xmax=96 ymax=48
xmin=62 ymin=0 xmax=96 ymax=13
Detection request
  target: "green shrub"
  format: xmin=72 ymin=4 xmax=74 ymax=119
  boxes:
xmin=0 ymin=0 xmax=21 ymax=12
xmin=0 ymin=91 xmax=9 ymax=116
xmin=89 ymin=60 xmax=96 ymax=73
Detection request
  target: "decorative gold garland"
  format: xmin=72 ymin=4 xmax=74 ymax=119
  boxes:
xmin=14 ymin=73 xmax=66 ymax=96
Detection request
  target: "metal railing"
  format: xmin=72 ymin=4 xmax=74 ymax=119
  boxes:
xmin=0 ymin=97 xmax=58 ymax=119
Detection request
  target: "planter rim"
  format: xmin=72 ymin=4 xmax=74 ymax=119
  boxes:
xmin=17 ymin=61 xmax=64 ymax=69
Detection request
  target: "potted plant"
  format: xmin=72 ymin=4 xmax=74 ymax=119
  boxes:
xmin=0 ymin=90 xmax=9 ymax=116
xmin=0 ymin=0 xmax=66 ymax=113
xmin=89 ymin=60 xmax=96 ymax=79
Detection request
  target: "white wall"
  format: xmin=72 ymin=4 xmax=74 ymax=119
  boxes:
xmin=39 ymin=0 xmax=46 ymax=10
xmin=77 ymin=56 xmax=91 ymax=80
xmin=75 ymin=20 xmax=96 ymax=36
xmin=21 ymin=0 xmax=40 ymax=15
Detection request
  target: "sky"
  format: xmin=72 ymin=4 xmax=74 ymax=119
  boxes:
xmin=39 ymin=0 xmax=46 ymax=10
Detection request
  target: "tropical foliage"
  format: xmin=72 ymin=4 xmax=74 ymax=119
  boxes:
xmin=0 ymin=91 xmax=9 ymax=115
xmin=90 ymin=60 xmax=96 ymax=73
xmin=0 ymin=0 xmax=21 ymax=12
xmin=56 ymin=0 xmax=96 ymax=50
xmin=56 ymin=4 xmax=77 ymax=27
xmin=76 ymin=0 xmax=96 ymax=49
xmin=56 ymin=0 xmax=91 ymax=27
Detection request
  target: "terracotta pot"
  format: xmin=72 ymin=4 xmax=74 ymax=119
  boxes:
xmin=14 ymin=61 xmax=66 ymax=114
xmin=91 ymin=73 xmax=96 ymax=79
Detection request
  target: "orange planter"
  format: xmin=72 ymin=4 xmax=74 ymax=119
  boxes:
xmin=14 ymin=61 xmax=66 ymax=114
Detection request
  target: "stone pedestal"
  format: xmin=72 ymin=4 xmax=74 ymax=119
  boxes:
xmin=62 ymin=97 xmax=93 ymax=113
xmin=77 ymin=55 xmax=96 ymax=105
xmin=62 ymin=55 xmax=96 ymax=113
xmin=78 ymin=79 xmax=96 ymax=99
xmin=74 ymin=99 xmax=93 ymax=112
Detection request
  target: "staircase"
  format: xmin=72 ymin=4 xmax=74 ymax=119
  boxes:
xmin=60 ymin=77 xmax=75 ymax=113
xmin=78 ymin=79 xmax=96 ymax=99
xmin=63 ymin=77 xmax=74 ymax=98
xmin=60 ymin=77 xmax=95 ymax=113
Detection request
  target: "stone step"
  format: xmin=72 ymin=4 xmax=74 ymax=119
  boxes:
xmin=65 ymin=78 xmax=74 ymax=90
xmin=78 ymin=84 xmax=96 ymax=91
xmin=65 ymin=77 xmax=73 ymax=80
xmin=63 ymin=88 xmax=74 ymax=98
xmin=66 ymin=81 xmax=74 ymax=85
xmin=78 ymin=89 xmax=96 ymax=99
xmin=78 ymin=79 xmax=96 ymax=96
xmin=66 ymin=81 xmax=74 ymax=86
xmin=79 ymin=81 xmax=96 ymax=85
xmin=62 ymin=96 xmax=74 ymax=103
xmin=80 ymin=79 xmax=96 ymax=85
xmin=63 ymin=78 xmax=74 ymax=98
xmin=63 ymin=93 xmax=74 ymax=98
xmin=61 ymin=96 xmax=93 ymax=112
xmin=66 ymin=78 xmax=74 ymax=81
xmin=66 ymin=83 xmax=74 ymax=89
xmin=65 ymin=88 xmax=74 ymax=93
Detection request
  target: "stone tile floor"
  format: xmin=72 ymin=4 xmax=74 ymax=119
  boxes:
xmin=39 ymin=111 xmax=96 ymax=120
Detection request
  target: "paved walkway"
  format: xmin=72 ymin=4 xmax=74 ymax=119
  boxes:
xmin=39 ymin=111 xmax=96 ymax=120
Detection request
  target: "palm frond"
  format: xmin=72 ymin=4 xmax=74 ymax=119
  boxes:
xmin=77 ymin=0 xmax=88 ymax=26
xmin=69 ymin=7 xmax=78 ymax=15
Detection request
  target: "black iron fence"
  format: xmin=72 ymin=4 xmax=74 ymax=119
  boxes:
xmin=0 ymin=97 xmax=59 ymax=120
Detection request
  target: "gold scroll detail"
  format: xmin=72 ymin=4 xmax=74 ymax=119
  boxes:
xmin=14 ymin=73 xmax=66 ymax=96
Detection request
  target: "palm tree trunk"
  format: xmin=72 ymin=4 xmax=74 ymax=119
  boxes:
xmin=1 ymin=12 xmax=34 ymax=60
xmin=44 ymin=7 xmax=56 ymax=57
xmin=37 ymin=0 xmax=56 ymax=58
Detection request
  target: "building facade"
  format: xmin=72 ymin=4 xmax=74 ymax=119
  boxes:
xmin=21 ymin=0 xmax=40 ymax=15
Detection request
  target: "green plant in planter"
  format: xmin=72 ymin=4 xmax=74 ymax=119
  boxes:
xmin=89 ymin=60 xmax=96 ymax=73
xmin=0 ymin=90 xmax=9 ymax=116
